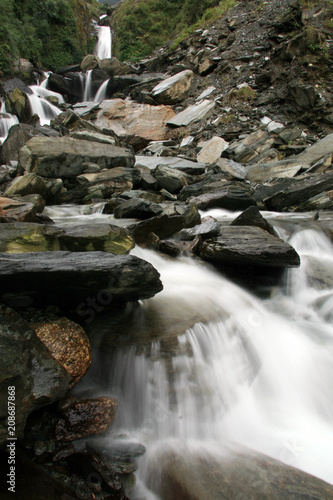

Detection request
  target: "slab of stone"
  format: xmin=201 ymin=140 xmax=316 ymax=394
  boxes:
xmin=0 ymin=251 xmax=163 ymax=308
xmin=135 ymin=155 xmax=206 ymax=174
xmin=95 ymin=98 xmax=176 ymax=142
xmin=246 ymin=159 xmax=303 ymax=182
xmin=19 ymin=136 xmax=135 ymax=178
xmin=189 ymin=186 xmax=256 ymax=211
xmin=197 ymin=136 xmax=229 ymax=164
xmin=200 ymin=226 xmax=300 ymax=268
xmin=167 ymin=100 xmax=215 ymax=127
xmin=151 ymin=69 xmax=193 ymax=104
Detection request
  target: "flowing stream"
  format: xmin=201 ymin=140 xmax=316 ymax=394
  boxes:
xmin=47 ymin=205 xmax=333 ymax=496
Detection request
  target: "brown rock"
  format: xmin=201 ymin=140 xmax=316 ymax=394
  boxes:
xmin=0 ymin=196 xmax=37 ymax=222
xmin=33 ymin=317 xmax=92 ymax=387
xmin=55 ymin=397 xmax=117 ymax=442
xmin=95 ymin=98 xmax=176 ymax=143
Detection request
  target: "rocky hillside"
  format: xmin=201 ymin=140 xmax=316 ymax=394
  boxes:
xmin=131 ymin=0 xmax=333 ymax=136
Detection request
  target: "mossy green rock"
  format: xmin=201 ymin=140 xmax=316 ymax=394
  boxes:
xmin=5 ymin=88 xmax=31 ymax=121
xmin=0 ymin=223 xmax=134 ymax=255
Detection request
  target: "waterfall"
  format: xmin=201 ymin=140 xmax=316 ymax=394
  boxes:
xmin=83 ymin=69 xmax=94 ymax=102
xmin=94 ymin=25 xmax=112 ymax=59
xmin=66 ymin=208 xmax=333 ymax=496
xmin=0 ymin=102 xmax=19 ymax=144
xmin=27 ymin=93 xmax=62 ymax=126
xmin=94 ymin=78 xmax=109 ymax=102
xmin=30 ymin=85 xmax=65 ymax=104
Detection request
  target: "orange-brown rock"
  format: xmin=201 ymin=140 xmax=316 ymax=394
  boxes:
xmin=55 ymin=397 xmax=117 ymax=442
xmin=95 ymin=98 xmax=176 ymax=144
xmin=0 ymin=196 xmax=37 ymax=222
xmin=33 ymin=317 xmax=92 ymax=387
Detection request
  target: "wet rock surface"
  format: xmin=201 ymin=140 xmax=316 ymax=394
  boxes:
xmin=0 ymin=251 xmax=163 ymax=309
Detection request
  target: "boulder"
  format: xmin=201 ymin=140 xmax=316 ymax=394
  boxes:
xmin=53 ymin=166 xmax=141 ymax=203
xmin=135 ymin=155 xmax=207 ymax=175
xmin=264 ymin=172 xmax=333 ymax=211
xmin=98 ymin=56 xmax=133 ymax=75
xmin=130 ymin=206 xmax=200 ymax=244
xmin=200 ymin=226 xmax=300 ymax=268
xmin=0 ymin=305 xmax=71 ymax=443
xmin=0 ymin=123 xmax=43 ymax=164
xmin=246 ymin=159 xmax=303 ymax=183
xmin=5 ymin=88 xmax=31 ymax=122
xmin=81 ymin=54 xmax=100 ymax=71
xmin=95 ymin=98 xmax=176 ymax=144
xmin=19 ymin=136 xmax=135 ymax=178
xmin=180 ymin=216 xmax=221 ymax=241
xmin=189 ymin=186 xmax=257 ymax=211
xmin=230 ymin=205 xmax=277 ymax=235
xmin=0 ymin=196 xmax=37 ymax=222
xmin=4 ymin=172 xmax=48 ymax=198
xmin=151 ymin=69 xmax=194 ymax=104
xmin=0 ymin=251 xmax=163 ymax=309
xmin=154 ymin=164 xmax=189 ymax=194
xmin=55 ymin=397 xmax=117 ymax=442
xmin=167 ymin=100 xmax=215 ymax=127
xmin=197 ymin=136 xmax=229 ymax=164
xmin=214 ymin=158 xmax=247 ymax=180
xmin=296 ymin=133 xmax=333 ymax=166
xmin=12 ymin=58 xmax=33 ymax=77
xmin=146 ymin=443 xmax=333 ymax=500
xmin=32 ymin=317 xmax=92 ymax=387
xmin=114 ymin=198 xmax=163 ymax=219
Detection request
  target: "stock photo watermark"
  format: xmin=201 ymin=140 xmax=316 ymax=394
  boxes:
xmin=7 ymin=385 xmax=16 ymax=493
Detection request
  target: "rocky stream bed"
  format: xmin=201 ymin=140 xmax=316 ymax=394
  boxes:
xmin=1 ymin=0 xmax=333 ymax=498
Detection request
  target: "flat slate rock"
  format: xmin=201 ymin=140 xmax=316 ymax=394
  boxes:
xmin=135 ymin=155 xmax=207 ymax=174
xmin=0 ymin=251 xmax=163 ymax=309
xmin=189 ymin=186 xmax=257 ymax=211
xmin=200 ymin=226 xmax=300 ymax=268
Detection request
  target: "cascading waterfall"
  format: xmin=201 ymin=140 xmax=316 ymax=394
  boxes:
xmin=0 ymin=102 xmax=19 ymax=144
xmin=83 ymin=69 xmax=94 ymax=102
xmin=30 ymin=85 xmax=65 ymax=104
xmin=27 ymin=93 xmax=62 ymax=126
xmin=94 ymin=78 xmax=110 ymax=102
xmin=66 ymin=207 xmax=333 ymax=498
xmin=94 ymin=25 xmax=112 ymax=59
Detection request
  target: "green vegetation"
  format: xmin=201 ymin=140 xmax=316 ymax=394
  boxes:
xmin=112 ymin=0 xmax=236 ymax=62
xmin=0 ymin=0 xmax=99 ymax=73
xmin=227 ymin=86 xmax=257 ymax=102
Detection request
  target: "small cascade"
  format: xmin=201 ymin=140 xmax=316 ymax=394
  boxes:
xmin=27 ymin=93 xmax=62 ymax=126
xmin=83 ymin=69 xmax=94 ymax=101
xmin=67 ymin=210 xmax=333 ymax=496
xmin=30 ymin=85 xmax=65 ymax=104
xmin=94 ymin=78 xmax=109 ymax=102
xmin=0 ymin=102 xmax=19 ymax=144
xmin=94 ymin=25 xmax=112 ymax=59
xmin=40 ymin=71 xmax=51 ymax=88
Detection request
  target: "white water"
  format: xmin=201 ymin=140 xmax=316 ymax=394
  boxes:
xmin=30 ymin=85 xmax=65 ymax=104
xmin=94 ymin=78 xmax=110 ymax=102
xmin=27 ymin=93 xmax=62 ymax=126
xmin=61 ymin=207 xmax=332 ymax=497
xmin=83 ymin=69 xmax=94 ymax=102
xmin=94 ymin=25 xmax=112 ymax=59
xmin=0 ymin=102 xmax=19 ymax=144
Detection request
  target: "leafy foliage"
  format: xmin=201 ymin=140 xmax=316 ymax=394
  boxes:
xmin=112 ymin=0 xmax=234 ymax=62
xmin=0 ymin=0 xmax=99 ymax=73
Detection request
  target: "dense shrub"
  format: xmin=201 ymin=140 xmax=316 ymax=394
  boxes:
xmin=0 ymin=0 xmax=99 ymax=73
xmin=112 ymin=0 xmax=235 ymax=62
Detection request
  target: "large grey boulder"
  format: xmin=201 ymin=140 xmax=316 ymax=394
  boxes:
xmin=151 ymin=69 xmax=194 ymax=104
xmin=154 ymin=164 xmax=190 ymax=194
xmin=167 ymin=100 xmax=215 ymax=127
xmin=19 ymin=136 xmax=135 ymax=178
xmin=0 ymin=251 xmax=163 ymax=309
xmin=200 ymin=226 xmax=300 ymax=268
